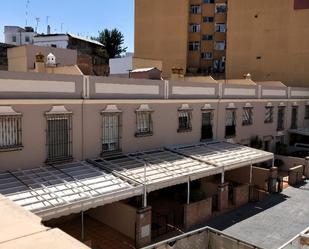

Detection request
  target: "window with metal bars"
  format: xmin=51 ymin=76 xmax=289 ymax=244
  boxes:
xmin=291 ymin=106 xmax=298 ymax=129
xmin=102 ymin=113 xmax=121 ymax=153
xmin=201 ymin=111 xmax=213 ymax=140
xmin=135 ymin=111 xmax=153 ymax=137
xmin=305 ymin=105 xmax=309 ymax=119
xmin=277 ymin=107 xmax=285 ymax=131
xmin=178 ymin=111 xmax=192 ymax=132
xmin=0 ymin=115 xmax=22 ymax=151
xmin=264 ymin=106 xmax=274 ymax=123
xmin=225 ymin=109 xmax=236 ymax=138
xmin=46 ymin=113 xmax=72 ymax=164
xmin=242 ymin=107 xmax=253 ymax=126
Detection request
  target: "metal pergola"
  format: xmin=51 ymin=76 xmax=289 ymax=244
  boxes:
xmin=0 ymin=161 xmax=143 ymax=221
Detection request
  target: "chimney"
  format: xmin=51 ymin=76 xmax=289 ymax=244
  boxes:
xmin=47 ymin=25 xmax=51 ymax=35
xmin=243 ymin=73 xmax=251 ymax=80
xmin=35 ymin=52 xmax=46 ymax=73
xmin=171 ymin=67 xmax=185 ymax=80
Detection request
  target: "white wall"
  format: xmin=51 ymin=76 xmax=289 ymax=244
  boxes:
xmin=109 ymin=55 xmax=133 ymax=75
xmin=33 ymin=35 xmax=69 ymax=49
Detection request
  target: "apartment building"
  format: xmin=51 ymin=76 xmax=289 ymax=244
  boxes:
xmin=4 ymin=26 xmax=35 ymax=46
xmin=0 ymin=71 xmax=308 ymax=247
xmin=226 ymin=0 xmax=309 ymax=87
xmin=135 ymin=0 xmax=227 ymax=78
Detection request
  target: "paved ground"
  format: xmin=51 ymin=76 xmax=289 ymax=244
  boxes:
xmin=205 ymin=180 xmax=309 ymax=249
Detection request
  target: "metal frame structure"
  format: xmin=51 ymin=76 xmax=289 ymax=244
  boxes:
xmin=167 ymin=141 xmax=274 ymax=170
xmin=0 ymin=161 xmax=142 ymax=220
xmin=0 ymin=141 xmax=273 ymax=221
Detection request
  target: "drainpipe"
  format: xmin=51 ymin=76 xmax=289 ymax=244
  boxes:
xmin=81 ymin=211 xmax=84 ymax=241
xmin=143 ymin=163 xmax=147 ymax=208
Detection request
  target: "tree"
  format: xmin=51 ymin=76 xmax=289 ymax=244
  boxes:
xmin=94 ymin=28 xmax=127 ymax=60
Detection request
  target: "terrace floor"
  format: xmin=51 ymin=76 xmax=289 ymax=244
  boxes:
xmin=57 ymin=216 xmax=135 ymax=249
xmin=204 ymin=180 xmax=309 ymax=249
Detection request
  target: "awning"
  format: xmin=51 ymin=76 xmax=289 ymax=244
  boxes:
xmin=0 ymin=142 xmax=273 ymax=220
xmin=0 ymin=161 xmax=142 ymax=221
xmin=89 ymin=142 xmax=273 ymax=192
xmin=289 ymin=128 xmax=309 ymax=136
xmin=167 ymin=141 xmax=274 ymax=171
xmin=89 ymin=149 xmax=219 ymax=192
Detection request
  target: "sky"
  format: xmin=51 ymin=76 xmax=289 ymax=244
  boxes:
xmin=0 ymin=0 xmax=135 ymax=52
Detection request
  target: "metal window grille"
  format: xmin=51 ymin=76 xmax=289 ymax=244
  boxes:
xmin=242 ymin=107 xmax=253 ymax=126
xmin=0 ymin=115 xmax=22 ymax=151
xmin=136 ymin=111 xmax=153 ymax=136
xmin=264 ymin=107 xmax=274 ymax=123
xmin=225 ymin=109 xmax=236 ymax=137
xmin=102 ymin=113 xmax=121 ymax=153
xmin=201 ymin=111 xmax=213 ymax=140
xmin=178 ymin=111 xmax=192 ymax=132
xmin=305 ymin=105 xmax=309 ymax=119
xmin=46 ymin=114 xmax=73 ymax=164
xmin=291 ymin=106 xmax=298 ymax=129
xmin=277 ymin=107 xmax=285 ymax=131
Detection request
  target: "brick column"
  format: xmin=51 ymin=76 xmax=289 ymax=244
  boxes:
xmin=304 ymin=157 xmax=309 ymax=179
xmin=135 ymin=206 xmax=152 ymax=248
xmin=268 ymin=167 xmax=278 ymax=193
xmin=217 ymin=183 xmax=229 ymax=211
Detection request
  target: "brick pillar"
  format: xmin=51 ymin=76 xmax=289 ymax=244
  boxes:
xmin=135 ymin=206 xmax=152 ymax=248
xmin=304 ymin=157 xmax=309 ymax=179
xmin=217 ymin=183 xmax=229 ymax=211
xmin=269 ymin=167 xmax=278 ymax=193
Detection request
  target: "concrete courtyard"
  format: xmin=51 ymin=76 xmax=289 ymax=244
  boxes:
xmin=204 ymin=180 xmax=309 ymax=249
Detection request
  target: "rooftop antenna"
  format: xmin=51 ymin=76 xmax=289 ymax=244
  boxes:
xmin=35 ymin=17 xmax=40 ymax=33
xmin=25 ymin=0 xmax=30 ymax=26
xmin=46 ymin=16 xmax=50 ymax=25
xmin=61 ymin=23 xmax=64 ymax=33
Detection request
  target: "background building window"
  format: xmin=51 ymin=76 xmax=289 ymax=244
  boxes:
xmin=46 ymin=106 xmax=73 ymax=164
xmin=12 ymin=35 xmax=17 ymax=43
xmin=305 ymin=105 xmax=309 ymax=119
xmin=214 ymin=41 xmax=226 ymax=51
xmin=277 ymin=107 xmax=285 ymax=131
xmin=215 ymin=3 xmax=227 ymax=13
xmin=25 ymin=36 xmax=30 ymax=42
xmin=242 ymin=107 xmax=253 ymax=126
xmin=202 ymin=34 xmax=213 ymax=41
xmin=225 ymin=109 xmax=236 ymax=138
xmin=135 ymin=104 xmax=153 ymax=137
xmin=189 ymin=41 xmax=200 ymax=51
xmin=190 ymin=5 xmax=201 ymax=14
xmin=201 ymin=52 xmax=213 ymax=60
xmin=264 ymin=106 xmax=274 ymax=123
xmin=189 ymin=24 xmax=201 ymax=33
xmin=0 ymin=107 xmax=22 ymax=152
xmin=203 ymin=16 xmax=214 ymax=23
xmin=204 ymin=0 xmax=214 ymax=3
xmin=215 ymin=23 xmax=226 ymax=32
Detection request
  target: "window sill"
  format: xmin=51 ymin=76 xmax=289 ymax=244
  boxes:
xmin=45 ymin=157 xmax=73 ymax=165
xmin=225 ymin=135 xmax=236 ymax=139
xmin=101 ymin=150 xmax=122 ymax=157
xmin=0 ymin=146 xmax=23 ymax=153
xmin=135 ymin=132 xmax=153 ymax=138
xmin=177 ymin=128 xmax=192 ymax=133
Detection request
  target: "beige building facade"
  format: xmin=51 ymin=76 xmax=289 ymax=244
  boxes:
xmin=0 ymin=71 xmax=309 ymax=169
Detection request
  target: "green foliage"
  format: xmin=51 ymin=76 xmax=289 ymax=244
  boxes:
xmin=93 ymin=28 xmax=127 ymax=60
